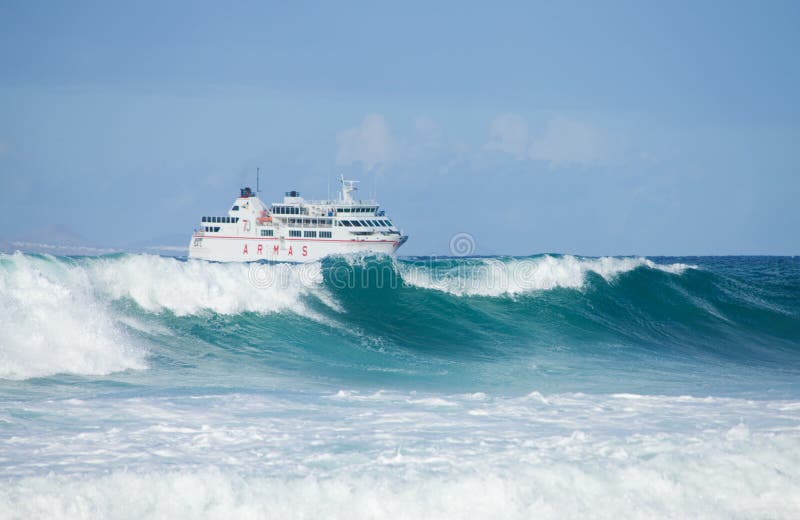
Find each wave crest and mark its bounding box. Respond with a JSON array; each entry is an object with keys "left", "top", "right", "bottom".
[
  {"left": 398, "top": 255, "right": 693, "bottom": 297},
  {"left": 89, "top": 254, "right": 326, "bottom": 316}
]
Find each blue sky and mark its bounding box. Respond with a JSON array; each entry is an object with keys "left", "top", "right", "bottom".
[{"left": 1, "top": 1, "right": 798, "bottom": 255}]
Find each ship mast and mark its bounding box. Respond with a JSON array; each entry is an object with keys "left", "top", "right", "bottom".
[{"left": 339, "top": 175, "right": 359, "bottom": 203}]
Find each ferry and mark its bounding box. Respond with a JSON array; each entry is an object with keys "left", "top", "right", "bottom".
[{"left": 189, "top": 177, "right": 408, "bottom": 262}]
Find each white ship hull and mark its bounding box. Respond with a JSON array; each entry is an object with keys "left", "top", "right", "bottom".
[{"left": 189, "top": 235, "right": 406, "bottom": 263}]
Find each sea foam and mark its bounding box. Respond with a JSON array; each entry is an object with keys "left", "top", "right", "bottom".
[
  {"left": 0, "top": 253, "right": 146, "bottom": 379},
  {"left": 86, "top": 253, "right": 327, "bottom": 316},
  {"left": 1, "top": 390, "right": 798, "bottom": 519},
  {"left": 0, "top": 252, "right": 331, "bottom": 379},
  {"left": 398, "top": 255, "right": 693, "bottom": 297}
]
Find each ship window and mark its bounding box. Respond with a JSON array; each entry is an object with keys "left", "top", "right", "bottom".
[
  {"left": 341, "top": 220, "right": 352, "bottom": 227},
  {"left": 232, "top": 206, "right": 239, "bottom": 211},
  {"left": 289, "top": 230, "right": 302, "bottom": 237},
  {"left": 215, "top": 227, "right": 220, "bottom": 232},
  {"left": 320, "top": 231, "right": 332, "bottom": 238},
  {"left": 386, "top": 220, "right": 393, "bottom": 227},
  {"left": 304, "top": 231, "right": 316, "bottom": 238},
  {"left": 260, "top": 229, "right": 273, "bottom": 237},
  {"left": 381, "top": 220, "right": 389, "bottom": 227},
  {"left": 351, "top": 220, "right": 362, "bottom": 227}
]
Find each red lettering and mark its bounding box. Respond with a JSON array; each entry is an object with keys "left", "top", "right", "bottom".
[
  {"left": 273, "top": 244, "right": 280, "bottom": 254},
  {"left": 288, "top": 246, "right": 293, "bottom": 256},
  {"left": 302, "top": 246, "right": 308, "bottom": 257},
  {"left": 257, "top": 244, "right": 263, "bottom": 255},
  {"left": 242, "top": 244, "right": 248, "bottom": 255}
]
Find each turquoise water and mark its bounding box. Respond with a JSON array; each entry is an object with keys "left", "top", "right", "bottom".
[{"left": 1, "top": 252, "right": 799, "bottom": 518}]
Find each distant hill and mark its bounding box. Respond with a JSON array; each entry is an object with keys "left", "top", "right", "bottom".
[
  {"left": 0, "top": 225, "right": 118, "bottom": 256},
  {"left": 0, "top": 227, "right": 186, "bottom": 257}
]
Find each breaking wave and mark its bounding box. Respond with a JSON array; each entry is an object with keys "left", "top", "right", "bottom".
[
  {"left": 0, "top": 253, "right": 146, "bottom": 379},
  {"left": 0, "top": 252, "right": 798, "bottom": 383},
  {"left": 396, "top": 254, "right": 694, "bottom": 296}
]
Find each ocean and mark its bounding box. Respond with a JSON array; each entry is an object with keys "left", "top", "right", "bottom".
[{"left": 1, "top": 252, "right": 799, "bottom": 518}]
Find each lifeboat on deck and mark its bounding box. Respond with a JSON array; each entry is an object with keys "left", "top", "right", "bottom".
[{"left": 256, "top": 211, "right": 273, "bottom": 225}]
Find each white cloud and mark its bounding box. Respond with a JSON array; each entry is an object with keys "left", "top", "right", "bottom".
[
  {"left": 336, "top": 113, "right": 396, "bottom": 172},
  {"left": 486, "top": 113, "right": 529, "bottom": 160},
  {"left": 529, "top": 116, "right": 603, "bottom": 168}
]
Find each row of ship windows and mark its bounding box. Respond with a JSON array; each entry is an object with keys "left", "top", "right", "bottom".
[
  {"left": 202, "top": 216, "right": 240, "bottom": 223},
  {"left": 286, "top": 218, "right": 334, "bottom": 226},
  {"left": 281, "top": 218, "right": 392, "bottom": 227},
  {"left": 340, "top": 219, "right": 393, "bottom": 228},
  {"left": 260, "top": 230, "right": 334, "bottom": 238},
  {"left": 273, "top": 206, "right": 305, "bottom": 215},
  {"left": 335, "top": 207, "right": 378, "bottom": 213},
  {"left": 203, "top": 226, "right": 221, "bottom": 233},
  {"left": 272, "top": 206, "right": 380, "bottom": 215}
]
